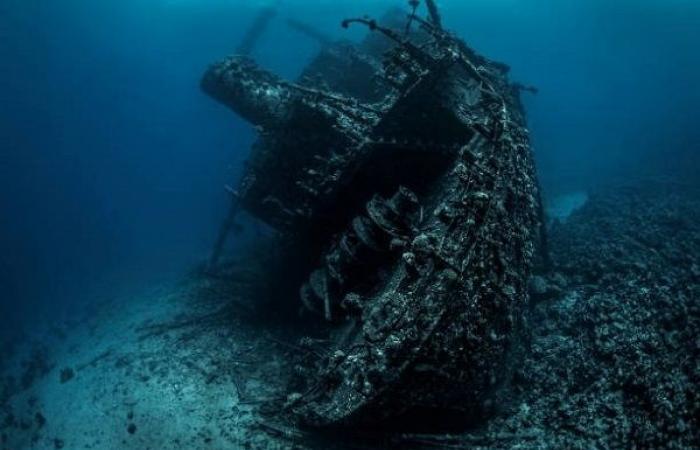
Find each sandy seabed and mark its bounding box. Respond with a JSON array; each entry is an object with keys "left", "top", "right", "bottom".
[
  {"left": 2, "top": 179, "right": 699, "bottom": 450},
  {"left": 0, "top": 277, "right": 301, "bottom": 450}
]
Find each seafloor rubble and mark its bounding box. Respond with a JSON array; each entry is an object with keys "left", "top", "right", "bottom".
[
  {"left": 1, "top": 179, "right": 697, "bottom": 449},
  {"left": 1, "top": 3, "right": 697, "bottom": 448},
  {"left": 449, "top": 180, "right": 700, "bottom": 450},
  {"left": 504, "top": 180, "right": 700, "bottom": 449}
]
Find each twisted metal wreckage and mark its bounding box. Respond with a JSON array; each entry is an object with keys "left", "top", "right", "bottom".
[{"left": 202, "top": 0, "right": 545, "bottom": 428}]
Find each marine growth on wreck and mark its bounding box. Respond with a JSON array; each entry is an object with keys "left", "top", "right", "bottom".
[
  {"left": 3, "top": 1, "right": 700, "bottom": 449},
  {"left": 203, "top": 0, "right": 544, "bottom": 428}
]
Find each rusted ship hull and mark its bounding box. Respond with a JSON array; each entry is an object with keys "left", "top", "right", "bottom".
[{"left": 203, "top": 3, "right": 542, "bottom": 427}]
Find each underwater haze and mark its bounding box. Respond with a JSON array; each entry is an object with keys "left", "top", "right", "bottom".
[
  {"left": 1, "top": 0, "right": 699, "bottom": 448},
  {"left": 2, "top": 0, "right": 698, "bottom": 337}
]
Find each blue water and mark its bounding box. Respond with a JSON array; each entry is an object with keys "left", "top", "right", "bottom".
[{"left": 1, "top": 0, "right": 698, "bottom": 335}]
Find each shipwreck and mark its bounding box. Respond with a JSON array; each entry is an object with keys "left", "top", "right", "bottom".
[{"left": 202, "top": 0, "right": 544, "bottom": 429}]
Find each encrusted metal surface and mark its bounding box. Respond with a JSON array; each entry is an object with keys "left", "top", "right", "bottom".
[{"left": 203, "top": 2, "right": 543, "bottom": 427}]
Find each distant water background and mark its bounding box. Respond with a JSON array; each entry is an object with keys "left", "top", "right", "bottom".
[{"left": 1, "top": 0, "right": 698, "bottom": 337}]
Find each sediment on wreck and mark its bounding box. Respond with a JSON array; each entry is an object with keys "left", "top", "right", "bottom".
[{"left": 203, "top": 0, "right": 544, "bottom": 429}]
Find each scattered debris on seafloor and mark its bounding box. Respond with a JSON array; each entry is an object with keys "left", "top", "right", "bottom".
[{"left": 1, "top": 2, "right": 697, "bottom": 449}]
